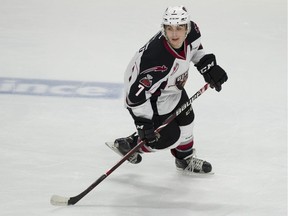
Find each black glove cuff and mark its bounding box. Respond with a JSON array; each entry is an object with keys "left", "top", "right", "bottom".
[
  {"left": 134, "top": 117, "right": 153, "bottom": 130},
  {"left": 195, "top": 54, "right": 217, "bottom": 74}
]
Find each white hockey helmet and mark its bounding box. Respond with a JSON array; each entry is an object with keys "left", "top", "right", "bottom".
[{"left": 161, "top": 6, "right": 191, "bottom": 38}]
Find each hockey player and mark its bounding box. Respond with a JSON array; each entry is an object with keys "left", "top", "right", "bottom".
[{"left": 111, "top": 6, "right": 228, "bottom": 173}]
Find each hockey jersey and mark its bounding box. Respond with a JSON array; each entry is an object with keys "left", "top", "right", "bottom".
[{"left": 124, "top": 21, "right": 206, "bottom": 120}]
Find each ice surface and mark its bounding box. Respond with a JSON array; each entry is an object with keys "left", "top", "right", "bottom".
[{"left": 0, "top": 0, "right": 286, "bottom": 215}]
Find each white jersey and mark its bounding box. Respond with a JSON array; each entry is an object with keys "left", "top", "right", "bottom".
[{"left": 124, "top": 21, "right": 205, "bottom": 120}]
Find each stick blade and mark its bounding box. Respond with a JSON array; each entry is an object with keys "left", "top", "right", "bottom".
[{"left": 50, "top": 195, "right": 70, "bottom": 206}]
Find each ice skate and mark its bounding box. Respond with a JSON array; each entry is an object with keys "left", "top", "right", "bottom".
[
  {"left": 175, "top": 149, "right": 212, "bottom": 174},
  {"left": 106, "top": 133, "right": 142, "bottom": 164}
]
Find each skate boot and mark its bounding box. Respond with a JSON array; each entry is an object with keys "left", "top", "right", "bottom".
[
  {"left": 114, "top": 133, "right": 142, "bottom": 164},
  {"left": 175, "top": 149, "right": 212, "bottom": 173}
]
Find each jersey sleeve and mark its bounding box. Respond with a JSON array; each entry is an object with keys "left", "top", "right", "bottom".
[
  {"left": 125, "top": 60, "right": 169, "bottom": 120},
  {"left": 125, "top": 33, "right": 173, "bottom": 120},
  {"left": 187, "top": 21, "right": 206, "bottom": 64}
]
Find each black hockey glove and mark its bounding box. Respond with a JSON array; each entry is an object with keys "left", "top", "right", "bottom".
[
  {"left": 135, "top": 118, "right": 159, "bottom": 148},
  {"left": 195, "top": 54, "right": 228, "bottom": 92}
]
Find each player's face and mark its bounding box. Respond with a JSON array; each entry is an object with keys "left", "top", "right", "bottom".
[{"left": 164, "top": 24, "right": 187, "bottom": 49}]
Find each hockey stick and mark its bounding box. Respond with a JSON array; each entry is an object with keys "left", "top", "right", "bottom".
[{"left": 50, "top": 83, "right": 209, "bottom": 206}]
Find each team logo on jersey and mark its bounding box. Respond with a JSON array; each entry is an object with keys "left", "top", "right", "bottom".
[
  {"left": 139, "top": 74, "right": 153, "bottom": 87},
  {"left": 175, "top": 71, "right": 188, "bottom": 90},
  {"left": 140, "top": 65, "right": 168, "bottom": 75}
]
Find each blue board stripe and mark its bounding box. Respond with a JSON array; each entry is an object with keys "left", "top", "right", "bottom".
[{"left": 0, "top": 77, "right": 123, "bottom": 99}]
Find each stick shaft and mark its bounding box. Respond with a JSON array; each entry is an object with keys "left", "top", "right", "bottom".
[{"left": 60, "top": 83, "right": 210, "bottom": 205}]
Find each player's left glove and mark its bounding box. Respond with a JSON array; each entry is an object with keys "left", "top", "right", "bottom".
[
  {"left": 195, "top": 54, "right": 228, "bottom": 92},
  {"left": 134, "top": 118, "right": 160, "bottom": 148}
]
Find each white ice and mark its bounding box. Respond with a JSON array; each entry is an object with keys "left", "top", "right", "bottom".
[{"left": 0, "top": 0, "right": 287, "bottom": 215}]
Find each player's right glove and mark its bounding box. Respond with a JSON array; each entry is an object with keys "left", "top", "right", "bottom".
[
  {"left": 134, "top": 118, "right": 159, "bottom": 148},
  {"left": 195, "top": 54, "right": 228, "bottom": 92}
]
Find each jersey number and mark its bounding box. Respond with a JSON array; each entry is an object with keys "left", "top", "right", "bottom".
[{"left": 135, "top": 84, "right": 145, "bottom": 96}]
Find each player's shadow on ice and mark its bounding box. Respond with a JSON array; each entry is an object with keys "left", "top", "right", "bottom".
[{"left": 70, "top": 173, "right": 228, "bottom": 212}]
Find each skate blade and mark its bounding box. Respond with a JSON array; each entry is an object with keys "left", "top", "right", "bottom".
[
  {"left": 176, "top": 167, "right": 215, "bottom": 175},
  {"left": 105, "top": 142, "right": 140, "bottom": 164},
  {"left": 105, "top": 142, "right": 124, "bottom": 157}
]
